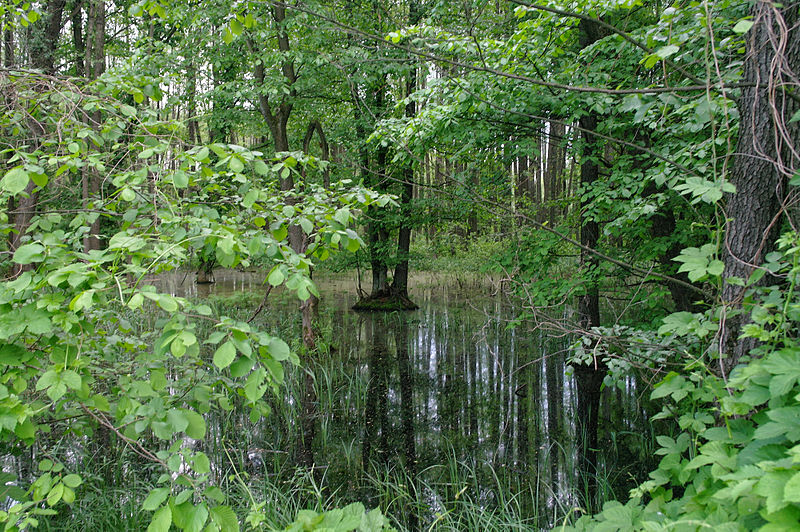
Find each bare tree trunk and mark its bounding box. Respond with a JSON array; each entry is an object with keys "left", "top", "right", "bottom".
[
  {"left": 544, "top": 121, "right": 565, "bottom": 224},
  {"left": 186, "top": 57, "right": 199, "bottom": 144}
]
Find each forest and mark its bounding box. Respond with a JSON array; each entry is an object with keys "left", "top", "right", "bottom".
[{"left": 0, "top": 0, "right": 799, "bottom": 530}]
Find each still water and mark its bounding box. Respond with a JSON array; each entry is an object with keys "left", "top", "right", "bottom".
[{"left": 152, "top": 270, "right": 657, "bottom": 529}]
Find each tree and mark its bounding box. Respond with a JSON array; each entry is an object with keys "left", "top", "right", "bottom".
[{"left": 719, "top": 2, "right": 800, "bottom": 375}]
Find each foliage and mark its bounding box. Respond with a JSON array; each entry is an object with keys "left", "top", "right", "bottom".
[
  {"left": 563, "top": 233, "right": 800, "bottom": 531},
  {"left": 0, "top": 70, "right": 389, "bottom": 531}
]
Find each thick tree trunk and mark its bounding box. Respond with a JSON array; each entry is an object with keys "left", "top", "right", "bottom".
[
  {"left": 30, "top": 0, "right": 66, "bottom": 74},
  {"left": 70, "top": 0, "right": 85, "bottom": 77},
  {"left": 574, "top": 19, "right": 607, "bottom": 511},
  {"left": 720, "top": 2, "right": 800, "bottom": 375},
  {"left": 390, "top": 0, "right": 421, "bottom": 303},
  {"left": 391, "top": 76, "right": 415, "bottom": 300},
  {"left": 650, "top": 206, "right": 701, "bottom": 312}
]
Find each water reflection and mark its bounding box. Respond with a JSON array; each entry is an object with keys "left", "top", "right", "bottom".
[
  {"left": 149, "top": 270, "right": 656, "bottom": 526},
  {"left": 7, "top": 270, "right": 657, "bottom": 529}
]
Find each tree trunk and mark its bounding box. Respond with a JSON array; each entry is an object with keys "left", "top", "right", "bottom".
[
  {"left": 3, "top": 11, "right": 15, "bottom": 67},
  {"left": 81, "top": 0, "right": 104, "bottom": 253},
  {"left": 186, "top": 57, "right": 199, "bottom": 144},
  {"left": 30, "top": 0, "right": 66, "bottom": 74},
  {"left": 70, "top": 0, "right": 85, "bottom": 77},
  {"left": 390, "top": 0, "right": 421, "bottom": 302},
  {"left": 544, "top": 120, "right": 565, "bottom": 224},
  {"left": 303, "top": 120, "right": 330, "bottom": 188},
  {"left": 391, "top": 77, "right": 415, "bottom": 300},
  {"left": 720, "top": 2, "right": 800, "bottom": 375},
  {"left": 575, "top": 19, "right": 606, "bottom": 511},
  {"left": 8, "top": 0, "right": 67, "bottom": 273}
]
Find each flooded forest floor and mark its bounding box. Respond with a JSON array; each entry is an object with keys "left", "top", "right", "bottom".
[{"left": 32, "top": 270, "right": 661, "bottom": 531}]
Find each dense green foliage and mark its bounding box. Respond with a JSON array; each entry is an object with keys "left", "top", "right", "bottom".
[{"left": 0, "top": 0, "right": 798, "bottom": 530}]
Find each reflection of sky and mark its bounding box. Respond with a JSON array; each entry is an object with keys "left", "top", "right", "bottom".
[{"left": 7, "top": 271, "right": 655, "bottom": 527}]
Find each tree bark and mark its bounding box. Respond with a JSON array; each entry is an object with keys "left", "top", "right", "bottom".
[
  {"left": 302, "top": 120, "right": 330, "bottom": 188},
  {"left": 81, "top": 0, "right": 104, "bottom": 253},
  {"left": 574, "top": 19, "right": 606, "bottom": 511},
  {"left": 719, "top": 2, "right": 800, "bottom": 375},
  {"left": 391, "top": 81, "right": 415, "bottom": 299},
  {"left": 70, "top": 0, "right": 85, "bottom": 77},
  {"left": 545, "top": 121, "right": 566, "bottom": 224},
  {"left": 30, "top": 0, "right": 66, "bottom": 74},
  {"left": 8, "top": 0, "right": 67, "bottom": 272}
]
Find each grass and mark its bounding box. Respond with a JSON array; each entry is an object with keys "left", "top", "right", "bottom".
[{"left": 31, "top": 275, "right": 657, "bottom": 531}]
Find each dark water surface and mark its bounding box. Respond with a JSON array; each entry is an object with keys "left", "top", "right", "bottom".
[{"left": 151, "top": 270, "right": 657, "bottom": 528}]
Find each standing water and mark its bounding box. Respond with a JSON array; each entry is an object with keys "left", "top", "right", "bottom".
[{"left": 153, "top": 270, "right": 658, "bottom": 530}]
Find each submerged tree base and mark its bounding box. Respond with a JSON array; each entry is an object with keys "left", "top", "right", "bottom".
[
  {"left": 352, "top": 292, "right": 418, "bottom": 311},
  {"left": 196, "top": 270, "right": 215, "bottom": 284}
]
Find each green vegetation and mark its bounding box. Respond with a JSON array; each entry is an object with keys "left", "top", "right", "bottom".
[{"left": 1, "top": 0, "right": 799, "bottom": 530}]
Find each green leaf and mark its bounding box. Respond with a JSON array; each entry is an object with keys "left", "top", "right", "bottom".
[
  {"left": 244, "top": 368, "right": 267, "bottom": 402},
  {"left": 61, "top": 474, "right": 81, "bottom": 489},
  {"left": 213, "top": 341, "right": 236, "bottom": 369},
  {"left": 785, "top": 471, "right": 800, "bottom": 502},
  {"left": 268, "top": 338, "right": 291, "bottom": 361},
  {"left": 13, "top": 243, "right": 45, "bottom": 264},
  {"left": 733, "top": 19, "right": 754, "bottom": 34},
  {"left": 61, "top": 370, "right": 82, "bottom": 390},
  {"left": 210, "top": 505, "right": 240, "bottom": 532},
  {"left": 167, "top": 408, "right": 189, "bottom": 433},
  {"left": 242, "top": 189, "right": 258, "bottom": 209},
  {"left": 183, "top": 409, "right": 206, "bottom": 439},
  {"left": 143, "top": 487, "right": 170, "bottom": 511},
  {"left": 656, "top": 44, "right": 679, "bottom": 58},
  {"left": 193, "top": 452, "right": 210, "bottom": 474},
  {"left": 254, "top": 159, "right": 269, "bottom": 176},
  {"left": 120, "top": 187, "right": 136, "bottom": 202},
  {"left": 157, "top": 295, "right": 179, "bottom": 313},
  {"left": 643, "top": 54, "right": 659, "bottom": 69},
  {"left": 230, "top": 18, "right": 243, "bottom": 36},
  {"left": 173, "top": 170, "right": 189, "bottom": 188},
  {"left": 185, "top": 502, "right": 209, "bottom": 532},
  {"left": 47, "top": 482, "right": 64, "bottom": 506},
  {"left": 267, "top": 266, "right": 285, "bottom": 287},
  {"left": 147, "top": 505, "right": 172, "bottom": 532},
  {"left": 228, "top": 157, "right": 244, "bottom": 173},
  {"left": 299, "top": 217, "right": 314, "bottom": 235}
]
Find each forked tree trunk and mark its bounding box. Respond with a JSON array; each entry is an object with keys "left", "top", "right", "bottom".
[{"left": 390, "top": 0, "right": 421, "bottom": 303}]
